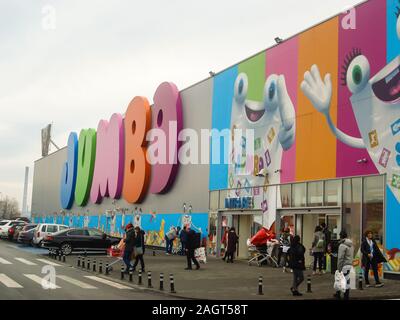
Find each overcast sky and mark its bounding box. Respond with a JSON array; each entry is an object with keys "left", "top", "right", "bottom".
[{"left": 0, "top": 0, "right": 362, "bottom": 212}]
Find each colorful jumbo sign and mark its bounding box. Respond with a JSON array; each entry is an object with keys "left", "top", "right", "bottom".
[{"left": 60, "top": 82, "right": 182, "bottom": 209}]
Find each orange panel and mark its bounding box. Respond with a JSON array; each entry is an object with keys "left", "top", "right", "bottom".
[
  {"left": 296, "top": 17, "right": 338, "bottom": 181},
  {"left": 122, "top": 96, "right": 152, "bottom": 203}
]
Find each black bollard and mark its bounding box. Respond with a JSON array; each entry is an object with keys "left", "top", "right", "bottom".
[
  {"left": 153, "top": 250, "right": 155, "bottom": 256},
  {"left": 129, "top": 269, "right": 133, "bottom": 282},
  {"left": 77, "top": 256, "right": 81, "bottom": 268},
  {"left": 62, "top": 255, "right": 66, "bottom": 263},
  {"left": 105, "top": 263, "right": 109, "bottom": 275},
  {"left": 87, "top": 258, "right": 91, "bottom": 271},
  {"left": 169, "top": 274, "right": 176, "bottom": 293},
  {"left": 99, "top": 261, "right": 103, "bottom": 274},
  {"left": 358, "top": 272, "right": 363, "bottom": 290},
  {"left": 147, "top": 271, "right": 153, "bottom": 288},
  {"left": 121, "top": 265, "right": 125, "bottom": 280},
  {"left": 58, "top": 253, "right": 62, "bottom": 261},
  {"left": 138, "top": 270, "right": 142, "bottom": 285},
  {"left": 93, "top": 259, "right": 96, "bottom": 272},
  {"left": 307, "top": 275, "right": 312, "bottom": 293},
  {"left": 258, "top": 276, "right": 263, "bottom": 295},
  {"left": 48, "top": 250, "right": 51, "bottom": 258},
  {"left": 82, "top": 257, "right": 85, "bottom": 269},
  {"left": 159, "top": 273, "right": 164, "bottom": 291}
]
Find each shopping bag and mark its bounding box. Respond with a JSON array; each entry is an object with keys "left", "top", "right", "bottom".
[
  {"left": 334, "top": 270, "right": 347, "bottom": 293},
  {"left": 349, "top": 266, "right": 356, "bottom": 290},
  {"left": 195, "top": 247, "right": 207, "bottom": 264},
  {"left": 326, "top": 254, "right": 331, "bottom": 273}
]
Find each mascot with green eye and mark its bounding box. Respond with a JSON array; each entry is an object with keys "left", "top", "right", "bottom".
[{"left": 301, "top": 13, "right": 400, "bottom": 204}]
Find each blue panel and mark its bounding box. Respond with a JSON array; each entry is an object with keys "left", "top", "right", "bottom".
[
  {"left": 386, "top": 186, "right": 400, "bottom": 250},
  {"left": 60, "top": 132, "right": 78, "bottom": 209},
  {"left": 209, "top": 66, "right": 238, "bottom": 190},
  {"left": 387, "top": 0, "right": 400, "bottom": 62}
]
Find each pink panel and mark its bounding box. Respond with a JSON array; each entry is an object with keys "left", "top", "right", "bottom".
[
  {"left": 336, "top": 1, "right": 385, "bottom": 177},
  {"left": 149, "top": 82, "right": 183, "bottom": 194},
  {"left": 90, "top": 113, "right": 125, "bottom": 203},
  {"left": 265, "top": 37, "right": 299, "bottom": 183}
]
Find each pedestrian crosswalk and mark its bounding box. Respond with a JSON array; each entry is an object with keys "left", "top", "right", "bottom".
[
  {"left": 15, "top": 258, "right": 38, "bottom": 266},
  {"left": 0, "top": 255, "right": 135, "bottom": 291}
]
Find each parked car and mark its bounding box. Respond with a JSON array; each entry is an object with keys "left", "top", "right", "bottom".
[
  {"left": 0, "top": 220, "right": 24, "bottom": 239},
  {"left": 33, "top": 223, "right": 69, "bottom": 247},
  {"left": 11, "top": 225, "right": 25, "bottom": 242},
  {"left": 7, "top": 221, "right": 27, "bottom": 240},
  {"left": 18, "top": 227, "right": 37, "bottom": 245},
  {"left": 42, "top": 228, "right": 121, "bottom": 255},
  {"left": 15, "top": 224, "right": 37, "bottom": 243}
]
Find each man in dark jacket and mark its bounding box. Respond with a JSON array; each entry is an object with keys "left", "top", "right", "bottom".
[
  {"left": 179, "top": 226, "right": 188, "bottom": 256},
  {"left": 123, "top": 223, "right": 135, "bottom": 273},
  {"left": 361, "top": 230, "right": 386, "bottom": 287},
  {"left": 288, "top": 235, "right": 306, "bottom": 296},
  {"left": 185, "top": 227, "right": 200, "bottom": 270}
]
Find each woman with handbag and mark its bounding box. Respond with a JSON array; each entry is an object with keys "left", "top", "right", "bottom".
[{"left": 132, "top": 226, "right": 145, "bottom": 272}]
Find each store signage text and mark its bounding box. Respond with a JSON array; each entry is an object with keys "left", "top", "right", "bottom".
[{"left": 224, "top": 197, "right": 254, "bottom": 210}]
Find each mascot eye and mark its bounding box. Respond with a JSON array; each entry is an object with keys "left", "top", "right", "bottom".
[
  {"left": 342, "top": 50, "right": 370, "bottom": 94},
  {"left": 264, "top": 74, "right": 279, "bottom": 112},
  {"left": 234, "top": 73, "right": 248, "bottom": 103},
  {"left": 268, "top": 81, "right": 276, "bottom": 101}
]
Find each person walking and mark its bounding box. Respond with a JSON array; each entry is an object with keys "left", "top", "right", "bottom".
[
  {"left": 185, "top": 227, "right": 200, "bottom": 270},
  {"left": 278, "top": 228, "right": 292, "bottom": 272},
  {"left": 165, "top": 226, "right": 177, "bottom": 255},
  {"left": 132, "top": 226, "right": 145, "bottom": 272},
  {"left": 226, "top": 227, "right": 239, "bottom": 263},
  {"left": 221, "top": 227, "right": 229, "bottom": 261},
  {"left": 288, "top": 235, "right": 306, "bottom": 296},
  {"left": 334, "top": 230, "right": 354, "bottom": 300},
  {"left": 123, "top": 223, "right": 135, "bottom": 273},
  {"left": 179, "top": 226, "right": 188, "bottom": 256},
  {"left": 311, "top": 225, "right": 325, "bottom": 275},
  {"left": 320, "top": 222, "right": 331, "bottom": 271},
  {"left": 361, "top": 230, "right": 386, "bottom": 288}
]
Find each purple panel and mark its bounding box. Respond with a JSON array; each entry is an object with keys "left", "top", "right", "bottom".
[
  {"left": 337, "top": 0, "right": 385, "bottom": 177},
  {"left": 265, "top": 37, "right": 298, "bottom": 183}
]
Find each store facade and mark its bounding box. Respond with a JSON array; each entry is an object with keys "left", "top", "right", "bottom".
[{"left": 31, "top": 0, "right": 400, "bottom": 277}]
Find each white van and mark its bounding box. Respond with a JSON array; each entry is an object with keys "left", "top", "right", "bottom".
[{"left": 33, "top": 224, "right": 69, "bottom": 247}]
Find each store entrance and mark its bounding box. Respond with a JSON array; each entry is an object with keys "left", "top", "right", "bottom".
[{"left": 277, "top": 208, "right": 341, "bottom": 267}]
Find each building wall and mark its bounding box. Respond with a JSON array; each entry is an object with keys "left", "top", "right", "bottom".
[
  {"left": 210, "top": 0, "right": 400, "bottom": 269},
  {"left": 31, "top": 78, "right": 213, "bottom": 240}
]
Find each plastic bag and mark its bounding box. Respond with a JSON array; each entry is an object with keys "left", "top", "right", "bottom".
[
  {"left": 195, "top": 247, "right": 207, "bottom": 264},
  {"left": 334, "top": 270, "right": 347, "bottom": 293},
  {"left": 349, "top": 266, "right": 356, "bottom": 290}
]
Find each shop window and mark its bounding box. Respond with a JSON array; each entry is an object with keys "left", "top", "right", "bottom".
[
  {"left": 279, "top": 184, "right": 291, "bottom": 208},
  {"left": 343, "top": 178, "right": 362, "bottom": 253},
  {"left": 307, "top": 181, "right": 323, "bottom": 207},
  {"left": 363, "top": 175, "right": 384, "bottom": 245},
  {"left": 292, "top": 183, "right": 306, "bottom": 207},
  {"left": 324, "top": 179, "right": 341, "bottom": 206}
]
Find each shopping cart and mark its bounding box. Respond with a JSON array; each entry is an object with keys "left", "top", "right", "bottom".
[{"left": 106, "top": 246, "right": 124, "bottom": 271}]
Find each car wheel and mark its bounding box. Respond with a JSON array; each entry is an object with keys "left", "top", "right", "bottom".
[
  {"left": 37, "top": 240, "right": 42, "bottom": 248},
  {"left": 60, "top": 243, "right": 72, "bottom": 256}
]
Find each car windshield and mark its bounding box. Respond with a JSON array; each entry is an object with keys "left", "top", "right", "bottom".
[
  {"left": 0, "top": 221, "right": 8, "bottom": 226},
  {"left": 24, "top": 225, "right": 37, "bottom": 231}
]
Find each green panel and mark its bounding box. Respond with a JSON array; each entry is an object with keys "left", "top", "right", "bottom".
[
  {"left": 238, "top": 52, "right": 266, "bottom": 101},
  {"left": 74, "top": 128, "right": 97, "bottom": 206}
]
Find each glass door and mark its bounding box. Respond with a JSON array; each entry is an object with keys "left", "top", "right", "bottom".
[{"left": 326, "top": 214, "right": 341, "bottom": 241}]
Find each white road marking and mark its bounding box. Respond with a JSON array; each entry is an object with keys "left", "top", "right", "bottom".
[
  {"left": 84, "top": 276, "right": 132, "bottom": 290},
  {"left": 0, "top": 274, "right": 23, "bottom": 288},
  {"left": 0, "top": 257, "right": 12, "bottom": 265},
  {"left": 15, "top": 258, "right": 37, "bottom": 266},
  {"left": 23, "top": 274, "right": 60, "bottom": 289},
  {"left": 36, "top": 259, "right": 61, "bottom": 266},
  {"left": 57, "top": 275, "right": 97, "bottom": 289}
]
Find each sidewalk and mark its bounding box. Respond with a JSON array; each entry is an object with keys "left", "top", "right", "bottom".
[{"left": 58, "top": 250, "right": 400, "bottom": 300}]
